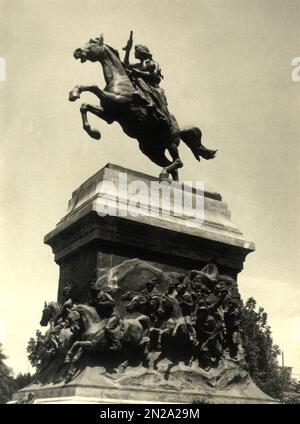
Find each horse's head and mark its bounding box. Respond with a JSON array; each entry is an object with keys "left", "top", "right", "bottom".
[
  {"left": 40, "top": 302, "right": 52, "bottom": 326},
  {"left": 74, "top": 34, "right": 120, "bottom": 63},
  {"left": 74, "top": 34, "right": 104, "bottom": 63},
  {"left": 40, "top": 301, "right": 61, "bottom": 326}
]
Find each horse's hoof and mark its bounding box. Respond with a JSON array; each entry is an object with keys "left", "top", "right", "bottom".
[
  {"left": 69, "top": 93, "right": 79, "bottom": 102},
  {"left": 69, "top": 88, "right": 80, "bottom": 102},
  {"left": 65, "top": 367, "right": 79, "bottom": 383},
  {"left": 159, "top": 171, "right": 169, "bottom": 181},
  {"left": 142, "top": 359, "right": 150, "bottom": 368},
  {"left": 87, "top": 128, "right": 101, "bottom": 140},
  {"left": 65, "top": 371, "right": 73, "bottom": 381},
  {"left": 176, "top": 159, "right": 184, "bottom": 169}
]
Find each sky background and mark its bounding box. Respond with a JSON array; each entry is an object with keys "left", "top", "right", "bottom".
[{"left": 0, "top": 0, "right": 299, "bottom": 377}]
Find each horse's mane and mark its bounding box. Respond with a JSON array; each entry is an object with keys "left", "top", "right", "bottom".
[
  {"left": 105, "top": 44, "right": 120, "bottom": 59},
  {"left": 48, "top": 301, "right": 61, "bottom": 314},
  {"left": 74, "top": 303, "right": 95, "bottom": 312},
  {"left": 74, "top": 303, "right": 100, "bottom": 319}
]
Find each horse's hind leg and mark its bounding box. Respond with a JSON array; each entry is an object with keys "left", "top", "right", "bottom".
[
  {"left": 153, "top": 351, "right": 165, "bottom": 370},
  {"left": 165, "top": 360, "right": 178, "bottom": 380},
  {"left": 160, "top": 142, "right": 183, "bottom": 181},
  {"left": 80, "top": 103, "right": 113, "bottom": 140},
  {"left": 64, "top": 340, "right": 79, "bottom": 364},
  {"left": 65, "top": 346, "right": 84, "bottom": 382},
  {"left": 119, "top": 360, "right": 129, "bottom": 374},
  {"left": 65, "top": 341, "right": 94, "bottom": 382},
  {"left": 139, "top": 143, "right": 171, "bottom": 168}
]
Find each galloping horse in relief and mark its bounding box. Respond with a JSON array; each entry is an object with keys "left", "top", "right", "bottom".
[
  {"left": 69, "top": 33, "right": 216, "bottom": 180},
  {"left": 64, "top": 304, "right": 151, "bottom": 381},
  {"left": 152, "top": 295, "right": 195, "bottom": 373},
  {"left": 40, "top": 301, "right": 75, "bottom": 355}
]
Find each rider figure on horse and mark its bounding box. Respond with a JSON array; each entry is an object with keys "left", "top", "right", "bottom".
[
  {"left": 55, "top": 283, "right": 73, "bottom": 322},
  {"left": 140, "top": 278, "right": 161, "bottom": 322},
  {"left": 94, "top": 290, "right": 123, "bottom": 351},
  {"left": 54, "top": 283, "right": 81, "bottom": 336},
  {"left": 123, "top": 40, "right": 170, "bottom": 125},
  {"left": 141, "top": 278, "right": 160, "bottom": 297},
  {"left": 126, "top": 45, "right": 163, "bottom": 87},
  {"left": 42, "top": 283, "right": 80, "bottom": 355},
  {"left": 176, "top": 282, "right": 197, "bottom": 344},
  {"left": 158, "top": 282, "right": 180, "bottom": 335},
  {"left": 70, "top": 33, "right": 217, "bottom": 181}
]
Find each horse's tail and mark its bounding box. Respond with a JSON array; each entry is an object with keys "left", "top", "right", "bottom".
[
  {"left": 180, "top": 126, "right": 217, "bottom": 161},
  {"left": 137, "top": 315, "right": 151, "bottom": 330}
]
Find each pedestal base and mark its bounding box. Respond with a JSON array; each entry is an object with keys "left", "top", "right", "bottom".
[
  {"left": 15, "top": 164, "right": 275, "bottom": 404},
  {"left": 14, "top": 357, "right": 276, "bottom": 404}
]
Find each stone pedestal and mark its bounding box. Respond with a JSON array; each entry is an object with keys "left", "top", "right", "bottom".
[
  {"left": 14, "top": 164, "right": 276, "bottom": 404},
  {"left": 44, "top": 163, "right": 254, "bottom": 304}
]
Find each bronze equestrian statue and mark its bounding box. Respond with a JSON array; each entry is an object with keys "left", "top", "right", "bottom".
[{"left": 69, "top": 32, "right": 216, "bottom": 180}]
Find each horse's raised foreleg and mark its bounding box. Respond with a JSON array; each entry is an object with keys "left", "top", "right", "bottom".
[
  {"left": 69, "top": 85, "right": 103, "bottom": 102},
  {"left": 69, "top": 85, "right": 130, "bottom": 106},
  {"left": 80, "top": 103, "right": 111, "bottom": 140},
  {"left": 70, "top": 340, "right": 94, "bottom": 352}
]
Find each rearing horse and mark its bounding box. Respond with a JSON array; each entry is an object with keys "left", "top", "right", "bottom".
[{"left": 69, "top": 34, "right": 216, "bottom": 180}]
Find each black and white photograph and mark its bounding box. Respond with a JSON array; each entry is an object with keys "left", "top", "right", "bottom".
[{"left": 0, "top": 0, "right": 299, "bottom": 407}]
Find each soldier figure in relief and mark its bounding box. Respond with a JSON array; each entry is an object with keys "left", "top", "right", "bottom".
[
  {"left": 224, "top": 298, "right": 242, "bottom": 360},
  {"left": 54, "top": 283, "right": 81, "bottom": 336},
  {"left": 94, "top": 290, "right": 123, "bottom": 351},
  {"left": 176, "top": 282, "right": 197, "bottom": 343},
  {"left": 140, "top": 278, "right": 161, "bottom": 323}
]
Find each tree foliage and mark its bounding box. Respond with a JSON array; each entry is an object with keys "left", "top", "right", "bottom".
[
  {"left": 241, "top": 297, "right": 299, "bottom": 402},
  {"left": 0, "top": 343, "right": 15, "bottom": 404},
  {"left": 14, "top": 372, "right": 34, "bottom": 391},
  {"left": 282, "top": 379, "right": 300, "bottom": 404},
  {"left": 27, "top": 329, "right": 49, "bottom": 373}
]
